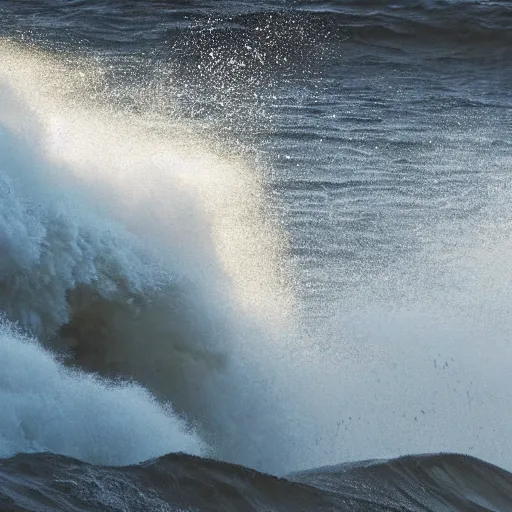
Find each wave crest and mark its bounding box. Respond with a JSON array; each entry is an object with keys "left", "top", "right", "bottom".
[{"left": 0, "top": 40, "right": 295, "bottom": 473}]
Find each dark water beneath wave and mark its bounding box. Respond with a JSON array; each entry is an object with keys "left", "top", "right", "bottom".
[
  {"left": 1, "top": 0, "right": 512, "bottom": 510},
  {"left": 2, "top": 452, "right": 512, "bottom": 511}
]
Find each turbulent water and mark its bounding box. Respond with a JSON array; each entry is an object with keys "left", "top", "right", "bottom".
[{"left": 0, "top": 0, "right": 511, "bottom": 510}]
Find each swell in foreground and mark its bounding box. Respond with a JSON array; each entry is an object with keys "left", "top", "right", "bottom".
[{"left": 1, "top": 451, "right": 512, "bottom": 512}]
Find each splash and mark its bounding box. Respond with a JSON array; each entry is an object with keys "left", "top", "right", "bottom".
[
  {"left": 2, "top": 35, "right": 511, "bottom": 478},
  {"left": 0, "top": 320, "right": 203, "bottom": 465},
  {"left": 0, "top": 40, "right": 295, "bottom": 473}
]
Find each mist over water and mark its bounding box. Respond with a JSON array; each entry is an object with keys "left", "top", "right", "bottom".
[
  {"left": 293, "top": 217, "right": 512, "bottom": 471},
  {"left": 286, "top": 136, "right": 512, "bottom": 469},
  {"left": 0, "top": 0, "right": 512, "bottom": 490}
]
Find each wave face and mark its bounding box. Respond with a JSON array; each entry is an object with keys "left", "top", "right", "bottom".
[{"left": 1, "top": 451, "right": 512, "bottom": 512}]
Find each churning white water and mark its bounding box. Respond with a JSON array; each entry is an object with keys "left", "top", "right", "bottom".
[
  {"left": 0, "top": 41, "right": 295, "bottom": 472},
  {"left": 0, "top": 322, "right": 203, "bottom": 465}
]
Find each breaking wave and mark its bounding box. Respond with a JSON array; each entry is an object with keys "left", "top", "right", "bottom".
[
  {"left": 0, "top": 40, "right": 296, "bottom": 473},
  {"left": 0, "top": 323, "right": 202, "bottom": 466}
]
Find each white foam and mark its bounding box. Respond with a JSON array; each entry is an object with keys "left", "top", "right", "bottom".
[
  {"left": 0, "top": 41, "right": 295, "bottom": 473},
  {"left": 0, "top": 320, "right": 203, "bottom": 465}
]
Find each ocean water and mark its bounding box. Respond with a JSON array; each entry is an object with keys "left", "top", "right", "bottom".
[{"left": 0, "top": 1, "right": 512, "bottom": 510}]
